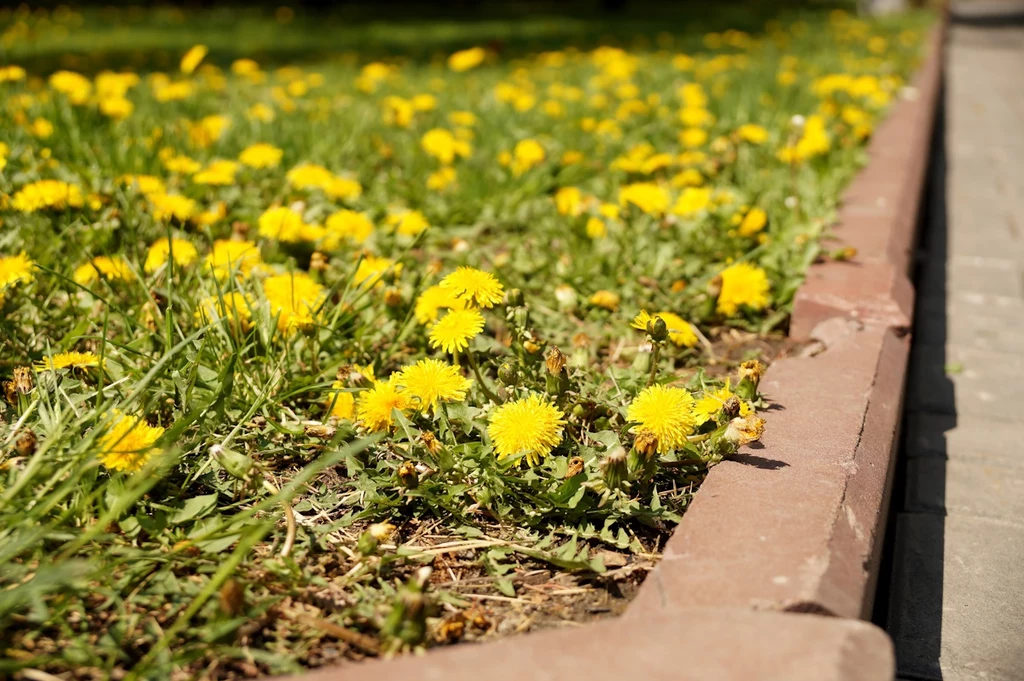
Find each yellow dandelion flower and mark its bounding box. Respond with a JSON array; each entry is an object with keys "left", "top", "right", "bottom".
[
  {"left": 652, "top": 311, "right": 698, "bottom": 348},
  {"left": 149, "top": 193, "right": 197, "bottom": 222},
  {"left": 693, "top": 381, "right": 753, "bottom": 424},
  {"left": 49, "top": 70, "right": 92, "bottom": 104},
  {"left": 161, "top": 153, "right": 202, "bottom": 174},
  {"left": 239, "top": 143, "right": 283, "bottom": 169},
  {"left": 74, "top": 256, "right": 133, "bottom": 286},
  {"left": 29, "top": 118, "right": 54, "bottom": 139},
  {"left": 36, "top": 351, "right": 104, "bottom": 372},
  {"left": 448, "top": 46, "right": 486, "bottom": 72},
  {"left": 205, "top": 240, "right": 262, "bottom": 278},
  {"left": 429, "top": 308, "right": 485, "bottom": 354},
  {"left": 738, "top": 208, "right": 768, "bottom": 237},
  {"left": 98, "top": 94, "right": 132, "bottom": 119},
  {"left": 627, "top": 384, "right": 697, "bottom": 454},
  {"left": 589, "top": 290, "right": 620, "bottom": 311},
  {"left": 386, "top": 209, "right": 431, "bottom": 237},
  {"left": 232, "top": 58, "right": 261, "bottom": 76},
  {"left": 144, "top": 238, "right": 198, "bottom": 274},
  {"left": 325, "top": 175, "right": 362, "bottom": 201},
  {"left": 672, "top": 187, "right": 711, "bottom": 217},
  {"left": 630, "top": 309, "right": 654, "bottom": 331},
  {"left": 119, "top": 174, "right": 166, "bottom": 197},
  {"left": 694, "top": 384, "right": 732, "bottom": 424},
  {"left": 421, "top": 128, "right": 471, "bottom": 164},
  {"left": 716, "top": 263, "right": 771, "bottom": 316},
  {"left": 180, "top": 44, "right": 208, "bottom": 75},
  {"left": 196, "top": 292, "right": 253, "bottom": 329},
  {"left": 586, "top": 217, "right": 607, "bottom": 239},
  {"left": 11, "top": 180, "right": 84, "bottom": 213},
  {"left": 395, "top": 358, "right": 471, "bottom": 412},
  {"left": 0, "top": 65, "right": 26, "bottom": 82},
  {"left": 511, "top": 138, "right": 545, "bottom": 176},
  {"left": 325, "top": 210, "right": 374, "bottom": 247},
  {"left": 439, "top": 267, "right": 504, "bottom": 309},
  {"left": 192, "top": 159, "right": 239, "bottom": 186},
  {"left": 0, "top": 252, "right": 35, "bottom": 302},
  {"left": 427, "top": 166, "right": 457, "bottom": 191},
  {"left": 618, "top": 182, "right": 670, "bottom": 217},
  {"left": 248, "top": 102, "right": 275, "bottom": 122},
  {"left": 737, "top": 124, "right": 769, "bottom": 144},
  {"left": 262, "top": 272, "right": 325, "bottom": 334},
  {"left": 288, "top": 164, "right": 338, "bottom": 190},
  {"left": 97, "top": 411, "right": 165, "bottom": 473},
  {"left": 188, "top": 114, "right": 229, "bottom": 149},
  {"left": 679, "top": 127, "right": 708, "bottom": 148},
  {"left": 325, "top": 383, "right": 356, "bottom": 421},
  {"left": 153, "top": 80, "right": 195, "bottom": 102},
  {"left": 258, "top": 206, "right": 305, "bottom": 242},
  {"left": 414, "top": 284, "right": 465, "bottom": 325},
  {"left": 555, "top": 187, "right": 585, "bottom": 217},
  {"left": 357, "top": 378, "right": 411, "bottom": 432},
  {"left": 353, "top": 255, "right": 399, "bottom": 287},
  {"left": 448, "top": 111, "right": 478, "bottom": 127},
  {"left": 487, "top": 393, "right": 566, "bottom": 466}
]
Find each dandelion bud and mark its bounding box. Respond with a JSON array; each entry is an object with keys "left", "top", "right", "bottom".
[
  {"left": 724, "top": 415, "right": 766, "bottom": 446},
  {"left": 11, "top": 366, "right": 33, "bottom": 395},
  {"left": 383, "top": 286, "right": 403, "bottom": 307},
  {"left": 420, "top": 431, "right": 443, "bottom": 455},
  {"left": 633, "top": 431, "right": 659, "bottom": 459},
  {"left": 707, "top": 274, "right": 723, "bottom": 299},
  {"left": 737, "top": 359, "right": 765, "bottom": 399},
  {"left": 141, "top": 301, "right": 159, "bottom": 331},
  {"left": 370, "top": 522, "right": 396, "bottom": 542},
  {"left": 646, "top": 316, "right": 669, "bottom": 343},
  {"left": 397, "top": 460, "right": 419, "bottom": 489},
  {"left": 14, "top": 428, "right": 37, "bottom": 457},
  {"left": 723, "top": 396, "right": 741, "bottom": 420},
  {"left": 357, "top": 521, "right": 395, "bottom": 555},
  {"left": 310, "top": 251, "right": 328, "bottom": 271},
  {"left": 523, "top": 339, "right": 542, "bottom": 354},
  {"left": 831, "top": 246, "right": 857, "bottom": 261},
  {"left": 571, "top": 404, "right": 587, "bottom": 420},
  {"left": 505, "top": 288, "right": 524, "bottom": 307},
  {"left": 219, "top": 579, "right": 246, "bottom": 616},
  {"left": 599, "top": 447, "right": 628, "bottom": 489},
  {"left": 564, "top": 456, "right": 585, "bottom": 479},
  {"left": 513, "top": 306, "right": 530, "bottom": 328},
  {"left": 304, "top": 423, "right": 336, "bottom": 440},
  {"left": 497, "top": 361, "right": 519, "bottom": 386},
  {"left": 210, "top": 444, "right": 253, "bottom": 480},
  {"left": 384, "top": 568, "right": 433, "bottom": 646},
  {"left": 545, "top": 346, "right": 566, "bottom": 376}
]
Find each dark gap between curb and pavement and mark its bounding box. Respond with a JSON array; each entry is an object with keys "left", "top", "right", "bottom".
[{"left": 871, "top": 72, "right": 950, "bottom": 681}]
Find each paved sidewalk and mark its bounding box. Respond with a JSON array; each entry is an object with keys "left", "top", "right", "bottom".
[{"left": 886, "top": 15, "right": 1024, "bottom": 681}]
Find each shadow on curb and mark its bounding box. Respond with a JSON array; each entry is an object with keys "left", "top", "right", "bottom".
[{"left": 873, "top": 70, "right": 955, "bottom": 680}]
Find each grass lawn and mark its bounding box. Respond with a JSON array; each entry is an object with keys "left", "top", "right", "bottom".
[{"left": 0, "top": 2, "right": 932, "bottom": 678}]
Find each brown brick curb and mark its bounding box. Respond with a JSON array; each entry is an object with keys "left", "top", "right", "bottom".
[
  {"left": 314, "top": 608, "right": 894, "bottom": 681},
  {"left": 280, "top": 18, "right": 946, "bottom": 681}
]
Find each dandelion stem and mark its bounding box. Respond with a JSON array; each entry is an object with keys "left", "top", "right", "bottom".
[
  {"left": 646, "top": 343, "right": 661, "bottom": 387},
  {"left": 466, "top": 351, "right": 499, "bottom": 402}
]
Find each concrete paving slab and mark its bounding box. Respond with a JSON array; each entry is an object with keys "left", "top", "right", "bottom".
[
  {"left": 905, "top": 457, "right": 1024, "bottom": 520},
  {"left": 906, "top": 412, "right": 1024, "bottom": 464},
  {"left": 889, "top": 514, "right": 1024, "bottom": 681}
]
